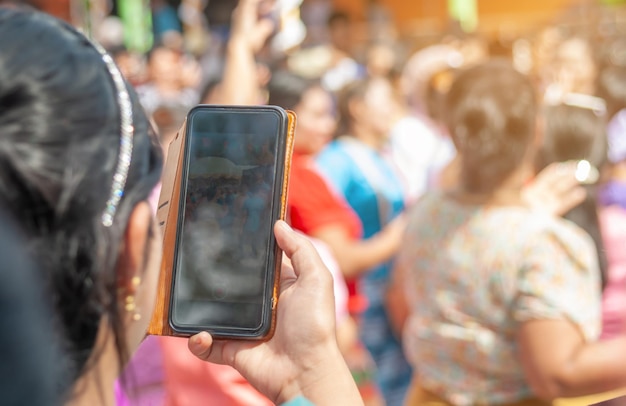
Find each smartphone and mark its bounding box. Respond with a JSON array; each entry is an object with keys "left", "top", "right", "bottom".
[{"left": 169, "top": 105, "right": 289, "bottom": 339}]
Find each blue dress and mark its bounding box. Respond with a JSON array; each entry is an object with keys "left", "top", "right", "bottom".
[{"left": 316, "top": 137, "right": 412, "bottom": 406}]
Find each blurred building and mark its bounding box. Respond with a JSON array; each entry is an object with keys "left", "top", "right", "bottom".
[
  {"left": 334, "top": 0, "right": 624, "bottom": 36},
  {"left": 34, "top": 0, "right": 626, "bottom": 50}
]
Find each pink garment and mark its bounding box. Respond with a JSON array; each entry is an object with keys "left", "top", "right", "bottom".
[
  {"left": 158, "top": 336, "right": 272, "bottom": 406},
  {"left": 599, "top": 206, "right": 626, "bottom": 339},
  {"left": 308, "top": 236, "right": 349, "bottom": 324},
  {"left": 148, "top": 181, "right": 163, "bottom": 216},
  {"left": 116, "top": 336, "right": 271, "bottom": 406},
  {"left": 117, "top": 336, "right": 167, "bottom": 405}
]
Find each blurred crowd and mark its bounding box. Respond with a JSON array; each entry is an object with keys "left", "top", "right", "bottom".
[
  {"left": 102, "top": 0, "right": 626, "bottom": 405},
  {"left": 4, "top": 0, "right": 626, "bottom": 405}
]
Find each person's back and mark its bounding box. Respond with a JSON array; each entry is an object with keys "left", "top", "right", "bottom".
[
  {"left": 394, "top": 60, "right": 626, "bottom": 406},
  {"left": 400, "top": 192, "right": 600, "bottom": 404}
]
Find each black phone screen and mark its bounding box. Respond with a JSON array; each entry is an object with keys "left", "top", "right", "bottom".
[{"left": 170, "top": 106, "right": 286, "bottom": 336}]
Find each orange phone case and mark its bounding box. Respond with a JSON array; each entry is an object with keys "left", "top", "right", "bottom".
[{"left": 147, "top": 109, "right": 297, "bottom": 338}]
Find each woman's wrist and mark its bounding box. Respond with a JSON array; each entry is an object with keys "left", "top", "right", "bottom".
[
  {"left": 276, "top": 344, "right": 362, "bottom": 406},
  {"left": 227, "top": 36, "right": 254, "bottom": 55}
]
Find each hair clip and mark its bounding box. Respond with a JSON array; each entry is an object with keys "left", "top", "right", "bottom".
[{"left": 92, "top": 42, "right": 135, "bottom": 227}]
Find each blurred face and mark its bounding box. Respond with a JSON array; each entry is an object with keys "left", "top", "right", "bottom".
[
  {"left": 294, "top": 86, "right": 336, "bottom": 155},
  {"left": 149, "top": 47, "right": 182, "bottom": 86},
  {"left": 556, "top": 38, "right": 596, "bottom": 95},
  {"left": 354, "top": 78, "right": 396, "bottom": 139},
  {"left": 367, "top": 44, "right": 396, "bottom": 78},
  {"left": 329, "top": 19, "right": 351, "bottom": 53},
  {"left": 114, "top": 52, "right": 147, "bottom": 85}
]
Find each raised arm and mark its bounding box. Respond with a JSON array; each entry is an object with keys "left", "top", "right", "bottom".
[
  {"left": 311, "top": 214, "right": 406, "bottom": 279},
  {"left": 215, "top": 0, "right": 275, "bottom": 105}
]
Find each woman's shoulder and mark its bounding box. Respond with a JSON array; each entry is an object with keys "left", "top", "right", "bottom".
[
  {"left": 316, "top": 140, "right": 353, "bottom": 168},
  {"left": 408, "top": 193, "right": 594, "bottom": 245},
  {"left": 514, "top": 210, "right": 598, "bottom": 275}
]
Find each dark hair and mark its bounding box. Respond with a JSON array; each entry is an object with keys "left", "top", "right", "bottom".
[
  {"left": 327, "top": 10, "right": 350, "bottom": 28},
  {"left": 537, "top": 104, "right": 609, "bottom": 288},
  {"left": 0, "top": 209, "right": 63, "bottom": 406},
  {"left": 335, "top": 77, "right": 375, "bottom": 137},
  {"left": 152, "top": 102, "right": 188, "bottom": 144},
  {"left": 537, "top": 105, "right": 607, "bottom": 170},
  {"left": 267, "top": 70, "right": 319, "bottom": 111},
  {"left": 446, "top": 59, "right": 537, "bottom": 194},
  {"left": 0, "top": 8, "right": 163, "bottom": 396},
  {"left": 596, "top": 63, "right": 626, "bottom": 119}
]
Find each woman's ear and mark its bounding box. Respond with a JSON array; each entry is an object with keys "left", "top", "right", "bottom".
[
  {"left": 117, "top": 202, "right": 153, "bottom": 296},
  {"left": 117, "top": 201, "right": 163, "bottom": 354}
]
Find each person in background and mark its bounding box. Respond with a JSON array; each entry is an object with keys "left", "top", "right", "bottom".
[
  {"left": 393, "top": 60, "right": 626, "bottom": 405},
  {"left": 110, "top": 45, "right": 149, "bottom": 88},
  {"left": 597, "top": 62, "right": 626, "bottom": 210},
  {"left": 269, "top": 70, "right": 414, "bottom": 405},
  {"left": 0, "top": 7, "right": 362, "bottom": 406},
  {"left": 536, "top": 103, "right": 626, "bottom": 342},
  {"left": 535, "top": 104, "right": 609, "bottom": 289},
  {"left": 136, "top": 39, "right": 201, "bottom": 115},
  {"left": 391, "top": 44, "right": 460, "bottom": 201},
  {"left": 269, "top": 71, "right": 404, "bottom": 286},
  {"left": 316, "top": 76, "right": 411, "bottom": 406},
  {"left": 201, "top": 0, "right": 275, "bottom": 106},
  {"left": 595, "top": 61, "right": 626, "bottom": 339},
  {"left": 320, "top": 10, "right": 365, "bottom": 92},
  {"left": 365, "top": 41, "right": 399, "bottom": 81},
  {"left": 544, "top": 36, "right": 597, "bottom": 103},
  {"left": 152, "top": 0, "right": 183, "bottom": 44}
]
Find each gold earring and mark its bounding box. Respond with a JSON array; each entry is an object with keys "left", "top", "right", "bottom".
[
  {"left": 131, "top": 276, "right": 141, "bottom": 288},
  {"left": 125, "top": 295, "right": 136, "bottom": 312},
  {"left": 124, "top": 295, "right": 141, "bottom": 321}
]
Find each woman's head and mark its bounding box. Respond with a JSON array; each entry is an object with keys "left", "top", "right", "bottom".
[
  {"left": 555, "top": 37, "right": 597, "bottom": 96},
  {"left": 268, "top": 71, "right": 336, "bottom": 155},
  {"left": 0, "top": 8, "right": 163, "bottom": 395},
  {"left": 336, "top": 77, "right": 396, "bottom": 141},
  {"left": 446, "top": 59, "right": 537, "bottom": 194},
  {"left": 537, "top": 104, "right": 607, "bottom": 172},
  {"left": 537, "top": 103, "right": 608, "bottom": 288}
]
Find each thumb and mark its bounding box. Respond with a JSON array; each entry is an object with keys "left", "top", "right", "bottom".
[
  {"left": 188, "top": 332, "right": 218, "bottom": 362},
  {"left": 274, "top": 221, "right": 328, "bottom": 282}
]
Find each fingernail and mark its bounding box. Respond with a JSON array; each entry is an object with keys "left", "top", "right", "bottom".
[
  {"left": 189, "top": 335, "right": 202, "bottom": 352},
  {"left": 278, "top": 220, "right": 293, "bottom": 232}
]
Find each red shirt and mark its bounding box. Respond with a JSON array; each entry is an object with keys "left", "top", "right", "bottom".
[
  {"left": 288, "top": 152, "right": 363, "bottom": 240},
  {"left": 288, "top": 152, "right": 366, "bottom": 312}
]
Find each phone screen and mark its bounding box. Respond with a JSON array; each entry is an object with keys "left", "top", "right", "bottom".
[{"left": 170, "top": 106, "right": 286, "bottom": 336}]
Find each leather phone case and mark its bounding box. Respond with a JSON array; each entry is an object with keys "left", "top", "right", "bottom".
[{"left": 147, "top": 109, "right": 297, "bottom": 337}]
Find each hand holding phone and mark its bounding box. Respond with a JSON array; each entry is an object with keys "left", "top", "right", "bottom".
[
  {"left": 187, "top": 221, "right": 362, "bottom": 406},
  {"left": 522, "top": 161, "right": 588, "bottom": 216}
]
